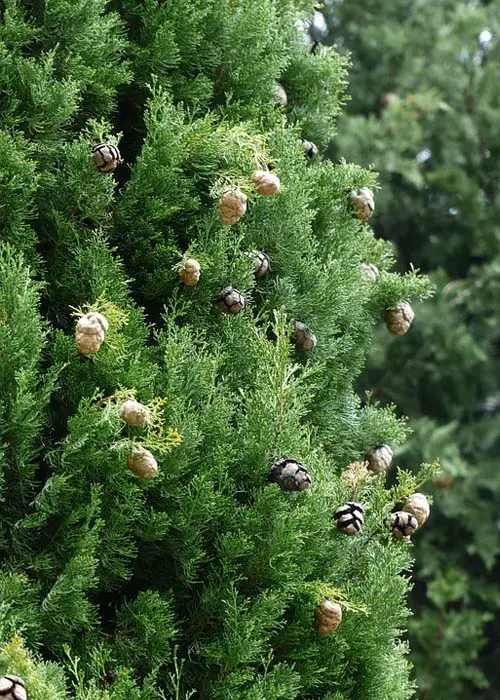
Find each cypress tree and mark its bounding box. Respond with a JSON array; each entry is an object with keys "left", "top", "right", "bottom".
[{"left": 0, "top": 2, "right": 433, "bottom": 698}]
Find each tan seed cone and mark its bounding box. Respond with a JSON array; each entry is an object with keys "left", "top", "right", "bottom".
[
  {"left": 121, "top": 400, "right": 151, "bottom": 427},
  {"left": 269, "top": 457, "right": 312, "bottom": 491},
  {"left": 315, "top": 600, "right": 342, "bottom": 636},
  {"left": 403, "top": 493, "right": 430, "bottom": 528},
  {"left": 272, "top": 81, "right": 288, "bottom": 107},
  {"left": 252, "top": 170, "right": 281, "bottom": 196},
  {"left": 366, "top": 444, "right": 393, "bottom": 474},
  {"left": 219, "top": 188, "right": 247, "bottom": 225},
  {"left": 214, "top": 286, "right": 245, "bottom": 314},
  {"left": 361, "top": 262, "right": 379, "bottom": 281},
  {"left": 75, "top": 312, "right": 109, "bottom": 355},
  {"left": 299, "top": 139, "right": 318, "bottom": 159},
  {"left": 351, "top": 187, "right": 375, "bottom": 220},
  {"left": 391, "top": 511, "right": 418, "bottom": 540},
  {"left": 385, "top": 302, "right": 415, "bottom": 335},
  {"left": 180, "top": 258, "right": 201, "bottom": 286},
  {"left": 181, "top": 272, "right": 199, "bottom": 286},
  {"left": 250, "top": 250, "right": 270, "bottom": 277},
  {"left": 334, "top": 502, "right": 365, "bottom": 535},
  {"left": 127, "top": 445, "right": 158, "bottom": 479},
  {"left": 381, "top": 92, "right": 401, "bottom": 109}
]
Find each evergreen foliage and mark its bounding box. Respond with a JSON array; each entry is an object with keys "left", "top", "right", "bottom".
[
  {"left": 0, "top": 1, "right": 433, "bottom": 698},
  {"left": 322, "top": 0, "right": 500, "bottom": 696}
]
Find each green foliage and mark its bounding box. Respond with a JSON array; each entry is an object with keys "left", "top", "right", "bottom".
[
  {"left": 0, "top": 0, "right": 129, "bottom": 138},
  {"left": 0, "top": 132, "right": 38, "bottom": 258},
  {"left": 114, "top": 591, "right": 177, "bottom": 674},
  {"left": 283, "top": 48, "right": 349, "bottom": 148},
  {"left": 0, "top": 637, "right": 68, "bottom": 700},
  {"left": 0, "top": 246, "right": 57, "bottom": 543},
  {"left": 0, "top": 574, "right": 43, "bottom": 646}
]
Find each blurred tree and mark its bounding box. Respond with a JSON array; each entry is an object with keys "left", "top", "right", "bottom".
[{"left": 318, "top": 0, "right": 500, "bottom": 697}]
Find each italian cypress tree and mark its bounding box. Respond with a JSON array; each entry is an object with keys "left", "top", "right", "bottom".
[
  {"left": 0, "top": 2, "right": 433, "bottom": 699},
  {"left": 322, "top": 0, "right": 500, "bottom": 697}
]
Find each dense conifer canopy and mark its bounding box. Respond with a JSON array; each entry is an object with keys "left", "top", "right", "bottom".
[{"left": 0, "top": 2, "right": 432, "bottom": 698}]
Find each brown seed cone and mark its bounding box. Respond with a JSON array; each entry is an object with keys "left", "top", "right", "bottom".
[
  {"left": 361, "top": 262, "right": 379, "bottom": 281},
  {"left": 334, "top": 502, "right": 365, "bottom": 535},
  {"left": 385, "top": 302, "right": 415, "bottom": 336},
  {"left": 403, "top": 493, "right": 430, "bottom": 528},
  {"left": 219, "top": 188, "right": 247, "bottom": 225},
  {"left": 292, "top": 321, "right": 317, "bottom": 350},
  {"left": 433, "top": 476, "right": 455, "bottom": 489},
  {"left": 121, "top": 400, "right": 151, "bottom": 427},
  {"left": 391, "top": 511, "right": 418, "bottom": 540},
  {"left": 366, "top": 444, "right": 393, "bottom": 474},
  {"left": 0, "top": 676, "right": 27, "bottom": 700},
  {"left": 315, "top": 600, "right": 342, "bottom": 636},
  {"left": 91, "top": 143, "right": 121, "bottom": 173},
  {"left": 252, "top": 170, "right": 281, "bottom": 196},
  {"left": 269, "top": 457, "right": 311, "bottom": 491},
  {"left": 381, "top": 92, "right": 401, "bottom": 109},
  {"left": 249, "top": 250, "right": 270, "bottom": 277},
  {"left": 272, "top": 81, "right": 288, "bottom": 107},
  {"left": 75, "top": 312, "right": 109, "bottom": 355},
  {"left": 214, "top": 286, "right": 245, "bottom": 314},
  {"left": 351, "top": 187, "right": 375, "bottom": 221},
  {"left": 298, "top": 139, "right": 318, "bottom": 160},
  {"left": 180, "top": 258, "right": 201, "bottom": 286},
  {"left": 127, "top": 445, "right": 158, "bottom": 479},
  {"left": 180, "top": 272, "right": 199, "bottom": 286}
]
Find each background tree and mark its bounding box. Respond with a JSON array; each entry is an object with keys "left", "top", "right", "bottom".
[
  {"left": 0, "top": 2, "right": 433, "bottom": 699},
  {"left": 318, "top": 0, "right": 500, "bottom": 697}
]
